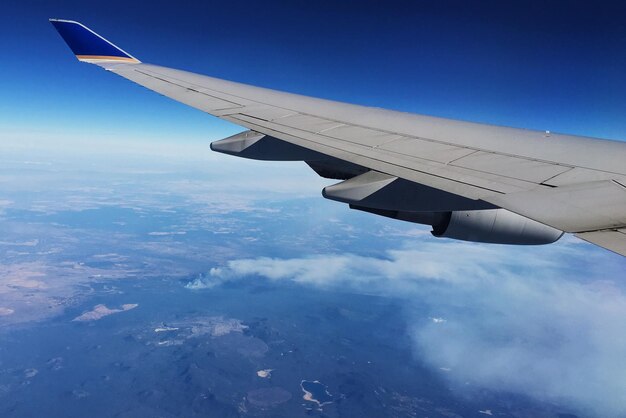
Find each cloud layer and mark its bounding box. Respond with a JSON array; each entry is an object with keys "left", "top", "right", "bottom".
[{"left": 187, "top": 238, "right": 626, "bottom": 417}]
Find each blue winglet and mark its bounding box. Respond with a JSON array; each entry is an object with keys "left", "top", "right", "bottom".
[{"left": 49, "top": 19, "right": 140, "bottom": 63}]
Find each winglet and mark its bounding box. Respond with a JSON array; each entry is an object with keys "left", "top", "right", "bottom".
[{"left": 49, "top": 19, "right": 140, "bottom": 64}]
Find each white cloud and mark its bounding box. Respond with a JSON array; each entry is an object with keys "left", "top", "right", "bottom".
[{"left": 188, "top": 239, "right": 626, "bottom": 417}]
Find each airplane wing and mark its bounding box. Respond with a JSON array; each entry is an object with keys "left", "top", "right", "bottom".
[{"left": 50, "top": 19, "right": 626, "bottom": 256}]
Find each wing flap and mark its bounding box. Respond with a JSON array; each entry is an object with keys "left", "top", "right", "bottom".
[
  {"left": 318, "top": 125, "right": 403, "bottom": 147},
  {"left": 376, "top": 137, "right": 478, "bottom": 164},
  {"left": 576, "top": 229, "right": 626, "bottom": 257},
  {"left": 543, "top": 167, "right": 621, "bottom": 186},
  {"left": 271, "top": 114, "right": 345, "bottom": 133},
  {"left": 450, "top": 151, "right": 573, "bottom": 183},
  {"left": 486, "top": 180, "right": 626, "bottom": 232}
]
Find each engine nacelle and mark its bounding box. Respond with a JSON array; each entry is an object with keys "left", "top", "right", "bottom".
[
  {"left": 432, "top": 209, "right": 563, "bottom": 245},
  {"left": 349, "top": 205, "right": 563, "bottom": 245}
]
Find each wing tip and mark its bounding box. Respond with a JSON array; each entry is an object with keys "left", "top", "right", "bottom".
[{"left": 49, "top": 18, "right": 141, "bottom": 64}]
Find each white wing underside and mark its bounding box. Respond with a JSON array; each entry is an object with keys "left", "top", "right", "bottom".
[{"left": 100, "top": 62, "right": 626, "bottom": 256}]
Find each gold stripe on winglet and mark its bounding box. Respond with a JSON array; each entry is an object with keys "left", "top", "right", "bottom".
[{"left": 76, "top": 55, "right": 140, "bottom": 63}]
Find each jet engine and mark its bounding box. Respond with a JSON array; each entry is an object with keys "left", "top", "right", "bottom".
[
  {"left": 431, "top": 208, "right": 563, "bottom": 245},
  {"left": 352, "top": 206, "right": 563, "bottom": 245}
]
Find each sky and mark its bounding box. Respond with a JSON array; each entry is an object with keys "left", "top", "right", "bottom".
[{"left": 2, "top": 0, "right": 626, "bottom": 153}]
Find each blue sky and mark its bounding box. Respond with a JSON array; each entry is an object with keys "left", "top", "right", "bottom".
[{"left": 3, "top": 0, "right": 626, "bottom": 150}]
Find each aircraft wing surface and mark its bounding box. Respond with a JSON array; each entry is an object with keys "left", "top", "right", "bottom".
[{"left": 50, "top": 19, "right": 626, "bottom": 256}]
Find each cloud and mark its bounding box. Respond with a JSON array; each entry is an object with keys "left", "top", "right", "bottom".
[
  {"left": 185, "top": 268, "right": 231, "bottom": 290},
  {"left": 188, "top": 239, "right": 626, "bottom": 417}
]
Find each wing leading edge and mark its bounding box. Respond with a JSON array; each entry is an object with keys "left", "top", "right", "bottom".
[{"left": 50, "top": 20, "right": 626, "bottom": 257}]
